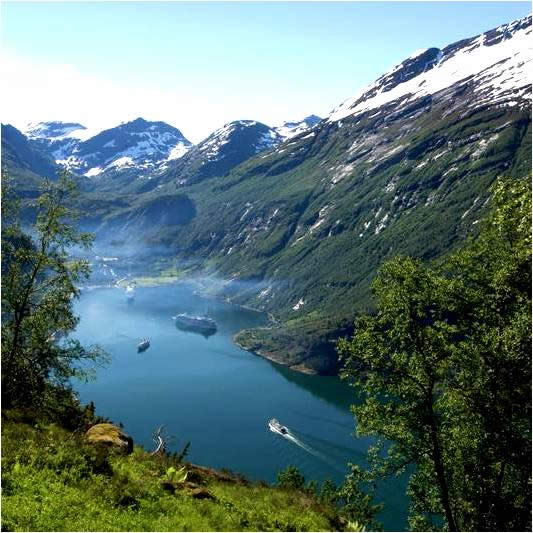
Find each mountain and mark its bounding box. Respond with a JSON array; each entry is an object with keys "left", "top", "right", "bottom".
[
  {"left": 274, "top": 115, "right": 322, "bottom": 140},
  {"left": 15, "top": 116, "right": 320, "bottom": 195},
  {"left": 1, "top": 124, "right": 61, "bottom": 196},
  {"left": 4, "top": 16, "right": 530, "bottom": 374},
  {"left": 138, "top": 15, "right": 531, "bottom": 374},
  {"left": 152, "top": 120, "right": 283, "bottom": 189},
  {"left": 24, "top": 121, "right": 91, "bottom": 140},
  {"left": 24, "top": 118, "right": 192, "bottom": 184},
  {"left": 72, "top": 118, "right": 192, "bottom": 176},
  {"left": 124, "top": 118, "right": 323, "bottom": 193},
  {"left": 22, "top": 121, "right": 96, "bottom": 172},
  {"left": 329, "top": 16, "right": 530, "bottom": 123}
]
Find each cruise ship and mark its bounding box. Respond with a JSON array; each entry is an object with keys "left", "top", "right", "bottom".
[{"left": 173, "top": 313, "right": 217, "bottom": 335}]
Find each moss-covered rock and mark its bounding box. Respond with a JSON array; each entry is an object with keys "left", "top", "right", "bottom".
[{"left": 86, "top": 423, "right": 133, "bottom": 454}]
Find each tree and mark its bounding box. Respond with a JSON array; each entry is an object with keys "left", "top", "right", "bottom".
[
  {"left": 338, "top": 178, "right": 531, "bottom": 531},
  {"left": 1, "top": 171, "right": 108, "bottom": 412}
]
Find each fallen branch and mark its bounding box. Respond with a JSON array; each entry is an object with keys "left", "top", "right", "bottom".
[{"left": 151, "top": 424, "right": 166, "bottom": 455}]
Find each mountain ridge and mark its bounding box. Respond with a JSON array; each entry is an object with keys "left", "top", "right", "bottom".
[
  {"left": 134, "top": 14, "right": 531, "bottom": 373},
  {"left": 2, "top": 15, "right": 531, "bottom": 374}
]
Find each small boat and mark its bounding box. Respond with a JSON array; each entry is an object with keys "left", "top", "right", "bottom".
[
  {"left": 137, "top": 338, "right": 150, "bottom": 352},
  {"left": 268, "top": 418, "right": 288, "bottom": 435},
  {"left": 125, "top": 285, "right": 135, "bottom": 301},
  {"left": 173, "top": 313, "right": 217, "bottom": 335}
]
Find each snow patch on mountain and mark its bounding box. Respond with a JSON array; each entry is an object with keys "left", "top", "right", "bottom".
[
  {"left": 255, "top": 130, "right": 281, "bottom": 152},
  {"left": 108, "top": 156, "right": 135, "bottom": 169},
  {"left": 274, "top": 115, "right": 322, "bottom": 140},
  {"left": 25, "top": 121, "right": 102, "bottom": 141},
  {"left": 167, "top": 141, "right": 190, "bottom": 161},
  {"left": 292, "top": 298, "right": 305, "bottom": 311},
  {"left": 85, "top": 166, "right": 103, "bottom": 177},
  {"left": 198, "top": 122, "right": 237, "bottom": 160},
  {"left": 329, "top": 16, "right": 532, "bottom": 122}
]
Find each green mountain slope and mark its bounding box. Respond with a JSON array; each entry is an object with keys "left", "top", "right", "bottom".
[
  {"left": 1, "top": 124, "right": 60, "bottom": 197},
  {"left": 148, "top": 103, "right": 529, "bottom": 372},
  {"left": 130, "top": 18, "right": 531, "bottom": 373},
  {"left": 4, "top": 17, "right": 530, "bottom": 375}
]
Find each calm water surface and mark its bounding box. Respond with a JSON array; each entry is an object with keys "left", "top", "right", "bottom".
[{"left": 73, "top": 284, "right": 407, "bottom": 530}]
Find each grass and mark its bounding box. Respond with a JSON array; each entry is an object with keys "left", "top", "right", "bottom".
[{"left": 1, "top": 418, "right": 341, "bottom": 532}]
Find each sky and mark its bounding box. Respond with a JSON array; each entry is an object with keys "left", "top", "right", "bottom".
[{"left": 1, "top": 1, "right": 531, "bottom": 143}]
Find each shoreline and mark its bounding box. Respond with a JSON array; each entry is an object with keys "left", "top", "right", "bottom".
[
  {"left": 233, "top": 336, "right": 318, "bottom": 376},
  {"left": 83, "top": 272, "right": 318, "bottom": 376}
]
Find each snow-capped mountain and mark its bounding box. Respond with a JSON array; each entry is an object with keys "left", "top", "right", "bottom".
[
  {"left": 274, "top": 115, "right": 322, "bottom": 140},
  {"left": 158, "top": 120, "right": 283, "bottom": 187},
  {"left": 195, "top": 120, "right": 281, "bottom": 160},
  {"left": 24, "top": 118, "right": 192, "bottom": 179},
  {"left": 22, "top": 121, "right": 97, "bottom": 171},
  {"left": 329, "top": 15, "right": 531, "bottom": 122},
  {"left": 71, "top": 118, "right": 192, "bottom": 177}
]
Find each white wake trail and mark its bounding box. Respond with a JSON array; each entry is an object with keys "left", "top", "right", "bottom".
[
  {"left": 271, "top": 426, "right": 328, "bottom": 462},
  {"left": 269, "top": 423, "right": 346, "bottom": 474}
]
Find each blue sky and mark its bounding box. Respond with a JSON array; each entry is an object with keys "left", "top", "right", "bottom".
[{"left": 2, "top": 2, "right": 530, "bottom": 142}]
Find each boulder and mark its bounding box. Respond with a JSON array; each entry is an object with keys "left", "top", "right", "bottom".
[{"left": 86, "top": 423, "right": 133, "bottom": 454}]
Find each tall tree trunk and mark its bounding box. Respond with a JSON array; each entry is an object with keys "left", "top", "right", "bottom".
[{"left": 428, "top": 395, "right": 458, "bottom": 531}]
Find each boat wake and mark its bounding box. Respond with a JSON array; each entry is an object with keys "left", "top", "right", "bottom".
[
  {"left": 269, "top": 420, "right": 337, "bottom": 468},
  {"left": 283, "top": 432, "right": 326, "bottom": 460}
]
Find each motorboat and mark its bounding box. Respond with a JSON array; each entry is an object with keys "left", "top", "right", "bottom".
[
  {"left": 173, "top": 313, "right": 217, "bottom": 335},
  {"left": 268, "top": 418, "right": 288, "bottom": 435},
  {"left": 137, "top": 338, "right": 150, "bottom": 352}
]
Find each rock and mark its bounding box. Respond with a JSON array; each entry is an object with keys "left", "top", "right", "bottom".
[
  {"left": 189, "top": 488, "right": 216, "bottom": 500},
  {"left": 161, "top": 481, "right": 201, "bottom": 494},
  {"left": 86, "top": 423, "right": 133, "bottom": 454}
]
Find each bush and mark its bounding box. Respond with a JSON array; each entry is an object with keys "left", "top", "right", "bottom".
[{"left": 277, "top": 465, "right": 306, "bottom": 490}]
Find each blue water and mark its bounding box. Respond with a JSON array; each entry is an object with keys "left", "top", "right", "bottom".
[{"left": 73, "top": 283, "right": 408, "bottom": 530}]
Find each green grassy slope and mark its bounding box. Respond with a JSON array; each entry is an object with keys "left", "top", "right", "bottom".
[{"left": 1, "top": 418, "right": 341, "bottom": 532}]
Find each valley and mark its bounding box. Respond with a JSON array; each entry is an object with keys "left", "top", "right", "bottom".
[
  {"left": 2, "top": 16, "right": 531, "bottom": 376},
  {"left": 2, "top": 5, "right": 531, "bottom": 531}
]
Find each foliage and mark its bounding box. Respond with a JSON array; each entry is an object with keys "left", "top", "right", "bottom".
[
  {"left": 277, "top": 465, "right": 306, "bottom": 490},
  {"left": 338, "top": 178, "right": 531, "bottom": 531},
  {"left": 319, "top": 478, "right": 339, "bottom": 505},
  {"left": 335, "top": 465, "right": 384, "bottom": 531},
  {"left": 1, "top": 171, "right": 108, "bottom": 410},
  {"left": 1, "top": 419, "right": 339, "bottom": 531},
  {"left": 165, "top": 466, "right": 188, "bottom": 484}
]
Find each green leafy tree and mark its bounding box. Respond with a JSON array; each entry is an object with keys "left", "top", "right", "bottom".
[
  {"left": 1, "top": 171, "right": 108, "bottom": 411},
  {"left": 338, "top": 178, "right": 531, "bottom": 531},
  {"left": 277, "top": 465, "right": 306, "bottom": 490}
]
